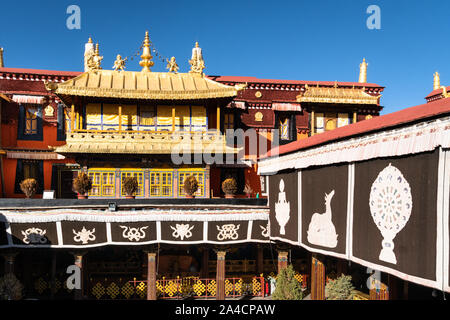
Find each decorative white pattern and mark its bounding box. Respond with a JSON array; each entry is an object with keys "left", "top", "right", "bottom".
[
  {"left": 119, "top": 226, "right": 149, "bottom": 241},
  {"left": 275, "top": 179, "right": 290, "bottom": 235},
  {"left": 73, "top": 227, "right": 96, "bottom": 244},
  {"left": 170, "top": 224, "right": 194, "bottom": 240},
  {"left": 216, "top": 224, "right": 240, "bottom": 240},
  {"left": 369, "top": 164, "right": 412, "bottom": 264},
  {"left": 260, "top": 223, "right": 270, "bottom": 238},
  {"left": 21, "top": 228, "right": 47, "bottom": 244},
  {"left": 307, "top": 190, "right": 338, "bottom": 248}
]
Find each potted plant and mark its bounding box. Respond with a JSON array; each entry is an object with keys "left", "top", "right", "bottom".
[
  {"left": 72, "top": 172, "right": 92, "bottom": 199},
  {"left": 222, "top": 177, "right": 237, "bottom": 199},
  {"left": 19, "top": 178, "right": 37, "bottom": 198},
  {"left": 243, "top": 184, "right": 253, "bottom": 198},
  {"left": 183, "top": 175, "right": 198, "bottom": 198},
  {"left": 325, "top": 274, "right": 355, "bottom": 300},
  {"left": 272, "top": 265, "right": 304, "bottom": 300},
  {"left": 122, "top": 176, "right": 138, "bottom": 199},
  {"left": 0, "top": 273, "right": 24, "bottom": 300}
]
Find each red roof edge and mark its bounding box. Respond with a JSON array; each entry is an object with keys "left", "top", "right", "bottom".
[
  {"left": 0, "top": 67, "right": 81, "bottom": 77},
  {"left": 261, "top": 97, "right": 450, "bottom": 159},
  {"left": 425, "top": 86, "right": 450, "bottom": 99}
]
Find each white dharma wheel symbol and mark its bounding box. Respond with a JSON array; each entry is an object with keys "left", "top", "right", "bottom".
[{"left": 369, "top": 163, "right": 412, "bottom": 264}]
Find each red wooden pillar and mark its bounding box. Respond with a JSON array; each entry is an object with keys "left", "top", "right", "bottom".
[
  {"left": 216, "top": 250, "right": 226, "bottom": 300},
  {"left": 147, "top": 252, "right": 157, "bottom": 300},
  {"left": 277, "top": 251, "right": 288, "bottom": 273},
  {"left": 201, "top": 248, "right": 209, "bottom": 278},
  {"left": 73, "top": 253, "right": 84, "bottom": 300},
  {"left": 311, "top": 254, "right": 325, "bottom": 300}
]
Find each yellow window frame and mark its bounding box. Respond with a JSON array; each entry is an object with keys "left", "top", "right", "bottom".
[
  {"left": 178, "top": 169, "right": 205, "bottom": 197},
  {"left": 88, "top": 169, "right": 116, "bottom": 197},
  {"left": 149, "top": 170, "right": 173, "bottom": 197},
  {"left": 120, "top": 170, "right": 144, "bottom": 197}
]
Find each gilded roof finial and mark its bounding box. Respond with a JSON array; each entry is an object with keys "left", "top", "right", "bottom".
[
  {"left": 88, "top": 37, "right": 93, "bottom": 44},
  {"left": 0, "top": 48, "right": 4, "bottom": 68},
  {"left": 85, "top": 41, "right": 103, "bottom": 71},
  {"left": 359, "top": 58, "right": 368, "bottom": 83},
  {"left": 166, "top": 56, "right": 179, "bottom": 73},
  {"left": 433, "top": 72, "right": 441, "bottom": 91},
  {"left": 139, "top": 31, "right": 154, "bottom": 72},
  {"left": 189, "top": 41, "right": 205, "bottom": 76}
]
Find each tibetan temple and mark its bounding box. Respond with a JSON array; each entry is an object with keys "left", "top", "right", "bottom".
[{"left": 0, "top": 31, "right": 448, "bottom": 300}]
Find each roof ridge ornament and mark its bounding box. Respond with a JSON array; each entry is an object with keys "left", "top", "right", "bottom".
[
  {"left": 139, "top": 31, "right": 154, "bottom": 72},
  {"left": 189, "top": 41, "right": 205, "bottom": 76},
  {"left": 359, "top": 58, "right": 368, "bottom": 83},
  {"left": 434, "top": 71, "right": 441, "bottom": 91},
  {"left": 0, "top": 47, "right": 4, "bottom": 68},
  {"left": 113, "top": 54, "right": 127, "bottom": 72},
  {"left": 166, "top": 56, "right": 179, "bottom": 73},
  {"left": 86, "top": 42, "right": 103, "bottom": 72}
]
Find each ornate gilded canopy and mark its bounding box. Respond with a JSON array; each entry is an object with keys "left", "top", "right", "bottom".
[
  {"left": 46, "top": 70, "right": 246, "bottom": 103},
  {"left": 297, "top": 84, "right": 380, "bottom": 105}
]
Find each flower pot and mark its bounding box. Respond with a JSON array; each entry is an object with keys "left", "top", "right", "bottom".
[
  {"left": 185, "top": 194, "right": 195, "bottom": 199},
  {"left": 225, "top": 194, "right": 235, "bottom": 199},
  {"left": 125, "top": 195, "right": 135, "bottom": 199},
  {"left": 77, "top": 194, "right": 88, "bottom": 199}
]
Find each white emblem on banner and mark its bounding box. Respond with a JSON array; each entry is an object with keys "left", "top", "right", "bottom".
[
  {"left": 275, "top": 179, "right": 290, "bottom": 235},
  {"left": 216, "top": 224, "right": 240, "bottom": 240},
  {"left": 73, "top": 227, "right": 96, "bottom": 244},
  {"left": 260, "top": 223, "right": 270, "bottom": 238},
  {"left": 370, "top": 163, "right": 412, "bottom": 264},
  {"left": 119, "top": 226, "right": 149, "bottom": 241},
  {"left": 21, "top": 228, "right": 48, "bottom": 244},
  {"left": 170, "top": 224, "right": 194, "bottom": 240},
  {"left": 307, "top": 190, "right": 338, "bottom": 248}
]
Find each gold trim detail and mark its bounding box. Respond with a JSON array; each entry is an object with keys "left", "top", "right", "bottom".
[{"left": 297, "top": 84, "right": 380, "bottom": 105}]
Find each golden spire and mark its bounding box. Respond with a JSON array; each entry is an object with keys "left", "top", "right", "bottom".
[
  {"left": 359, "top": 58, "right": 368, "bottom": 83},
  {"left": 139, "top": 31, "right": 154, "bottom": 72},
  {"left": 434, "top": 72, "right": 441, "bottom": 91},
  {"left": 0, "top": 48, "right": 3, "bottom": 68},
  {"left": 88, "top": 37, "right": 93, "bottom": 43}
]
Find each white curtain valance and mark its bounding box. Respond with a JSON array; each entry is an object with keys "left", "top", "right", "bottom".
[{"left": 11, "top": 95, "right": 44, "bottom": 104}]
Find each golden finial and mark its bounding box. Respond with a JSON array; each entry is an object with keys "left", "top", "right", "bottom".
[
  {"left": 113, "top": 54, "right": 127, "bottom": 72},
  {"left": 0, "top": 48, "right": 4, "bottom": 68},
  {"left": 433, "top": 72, "right": 441, "bottom": 91},
  {"left": 189, "top": 41, "right": 205, "bottom": 75},
  {"left": 88, "top": 37, "right": 93, "bottom": 43},
  {"left": 166, "top": 56, "right": 179, "bottom": 73},
  {"left": 139, "top": 31, "right": 154, "bottom": 72},
  {"left": 359, "top": 58, "right": 368, "bottom": 83},
  {"left": 86, "top": 42, "right": 103, "bottom": 71}
]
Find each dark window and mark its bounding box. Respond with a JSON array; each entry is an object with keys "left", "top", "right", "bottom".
[
  {"left": 17, "top": 104, "right": 43, "bottom": 141},
  {"left": 57, "top": 104, "right": 66, "bottom": 141}
]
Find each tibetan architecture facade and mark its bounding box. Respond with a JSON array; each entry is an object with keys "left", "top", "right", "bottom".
[{"left": 258, "top": 91, "right": 450, "bottom": 299}]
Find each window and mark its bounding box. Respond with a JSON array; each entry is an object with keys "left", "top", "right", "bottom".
[
  {"left": 149, "top": 170, "right": 173, "bottom": 197},
  {"left": 279, "top": 116, "right": 290, "bottom": 140},
  {"left": 23, "top": 161, "right": 39, "bottom": 180},
  {"left": 178, "top": 170, "right": 205, "bottom": 197},
  {"left": 88, "top": 170, "right": 115, "bottom": 197},
  {"left": 25, "top": 107, "right": 38, "bottom": 135},
  {"left": 17, "top": 105, "right": 42, "bottom": 140},
  {"left": 121, "top": 171, "right": 144, "bottom": 197},
  {"left": 224, "top": 113, "right": 234, "bottom": 130}
]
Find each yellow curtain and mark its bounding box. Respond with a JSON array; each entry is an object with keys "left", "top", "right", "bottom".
[
  {"left": 175, "top": 106, "right": 190, "bottom": 131},
  {"left": 157, "top": 106, "right": 172, "bottom": 129},
  {"left": 315, "top": 112, "right": 324, "bottom": 133},
  {"left": 103, "top": 104, "right": 119, "bottom": 130},
  {"left": 191, "top": 106, "right": 206, "bottom": 131},
  {"left": 337, "top": 113, "right": 350, "bottom": 128},
  {"left": 86, "top": 103, "right": 102, "bottom": 130},
  {"left": 139, "top": 105, "right": 155, "bottom": 128}
]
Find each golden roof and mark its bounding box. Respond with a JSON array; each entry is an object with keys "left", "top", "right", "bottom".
[
  {"left": 0, "top": 93, "right": 11, "bottom": 102},
  {"left": 297, "top": 84, "right": 380, "bottom": 105},
  {"left": 46, "top": 70, "right": 246, "bottom": 101}
]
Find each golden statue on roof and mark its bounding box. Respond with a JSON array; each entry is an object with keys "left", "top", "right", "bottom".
[
  {"left": 113, "top": 54, "right": 127, "bottom": 72},
  {"left": 166, "top": 56, "right": 179, "bottom": 73},
  {"left": 86, "top": 43, "right": 103, "bottom": 71},
  {"left": 189, "top": 42, "right": 205, "bottom": 75}
]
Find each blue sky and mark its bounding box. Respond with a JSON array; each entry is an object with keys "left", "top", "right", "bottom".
[{"left": 1, "top": 0, "right": 449, "bottom": 114}]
